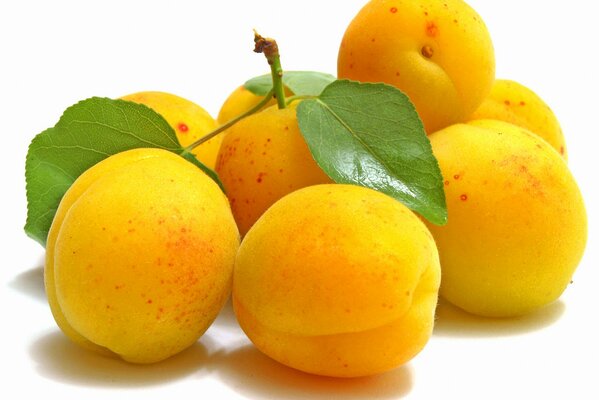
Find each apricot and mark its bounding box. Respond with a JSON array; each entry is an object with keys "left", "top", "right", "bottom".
[
  {"left": 215, "top": 104, "right": 331, "bottom": 236},
  {"left": 217, "top": 85, "right": 278, "bottom": 125},
  {"left": 470, "top": 79, "right": 567, "bottom": 159},
  {"left": 338, "top": 0, "right": 495, "bottom": 133},
  {"left": 233, "top": 184, "right": 441, "bottom": 377},
  {"left": 45, "top": 148, "right": 239, "bottom": 363},
  {"left": 120, "top": 92, "right": 221, "bottom": 168},
  {"left": 426, "top": 120, "right": 587, "bottom": 317}
]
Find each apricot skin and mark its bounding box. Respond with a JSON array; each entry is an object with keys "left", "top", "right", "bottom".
[
  {"left": 426, "top": 120, "right": 587, "bottom": 317},
  {"left": 215, "top": 105, "right": 331, "bottom": 236},
  {"left": 120, "top": 92, "right": 221, "bottom": 168},
  {"left": 469, "top": 79, "right": 567, "bottom": 159},
  {"left": 338, "top": 0, "right": 495, "bottom": 133},
  {"left": 233, "top": 184, "right": 440, "bottom": 377},
  {"left": 46, "top": 148, "right": 239, "bottom": 363},
  {"left": 217, "top": 86, "right": 278, "bottom": 125},
  {"left": 45, "top": 149, "right": 155, "bottom": 357}
]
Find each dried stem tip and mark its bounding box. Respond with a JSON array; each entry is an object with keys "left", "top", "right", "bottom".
[{"left": 253, "top": 30, "right": 280, "bottom": 63}]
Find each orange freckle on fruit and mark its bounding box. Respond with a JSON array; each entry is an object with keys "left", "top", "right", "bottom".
[
  {"left": 453, "top": 174, "right": 460, "bottom": 180},
  {"left": 504, "top": 100, "right": 511, "bottom": 106},
  {"left": 147, "top": 299, "right": 153, "bottom": 304},
  {"left": 520, "top": 101, "right": 526, "bottom": 106},
  {"left": 390, "top": 6, "right": 397, "bottom": 13},
  {"left": 395, "top": 71, "right": 400, "bottom": 77},
  {"left": 349, "top": 63, "right": 354, "bottom": 69},
  {"left": 460, "top": 194, "right": 468, "bottom": 201},
  {"left": 178, "top": 123, "right": 189, "bottom": 133},
  {"left": 444, "top": 180, "right": 450, "bottom": 186},
  {"left": 426, "top": 21, "right": 438, "bottom": 37},
  {"left": 560, "top": 146, "right": 565, "bottom": 155},
  {"left": 181, "top": 227, "right": 187, "bottom": 233}
]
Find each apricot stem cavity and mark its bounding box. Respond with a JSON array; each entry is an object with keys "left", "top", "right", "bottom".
[{"left": 421, "top": 45, "right": 434, "bottom": 58}]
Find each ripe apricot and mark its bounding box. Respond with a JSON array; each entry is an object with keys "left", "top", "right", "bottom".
[
  {"left": 233, "top": 184, "right": 440, "bottom": 377},
  {"left": 217, "top": 86, "right": 278, "bottom": 125},
  {"left": 427, "top": 120, "right": 587, "bottom": 317},
  {"left": 215, "top": 104, "right": 331, "bottom": 236},
  {"left": 338, "top": 0, "right": 495, "bottom": 133},
  {"left": 470, "top": 79, "right": 567, "bottom": 159},
  {"left": 120, "top": 92, "right": 221, "bottom": 168},
  {"left": 46, "top": 148, "right": 239, "bottom": 363}
]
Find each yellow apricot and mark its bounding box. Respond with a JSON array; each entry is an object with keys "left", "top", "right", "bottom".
[
  {"left": 426, "top": 120, "right": 587, "bottom": 317},
  {"left": 338, "top": 0, "right": 495, "bottom": 133},
  {"left": 120, "top": 92, "right": 221, "bottom": 168},
  {"left": 470, "top": 79, "right": 567, "bottom": 159},
  {"left": 217, "top": 85, "right": 278, "bottom": 125},
  {"left": 45, "top": 149, "right": 158, "bottom": 357},
  {"left": 46, "top": 148, "right": 239, "bottom": 363},
  {"left": 215, "top": 104, "right": 331, "bottom": 236},
  {"left": 233, "top": 184, "right": 440, "bottom": 377}
]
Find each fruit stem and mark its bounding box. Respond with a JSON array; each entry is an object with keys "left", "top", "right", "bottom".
[
  {"left": 182, "top": 89, "right": 274, "bottom": 154},
  {"left": 254, "top": 31, "right": 286, "bottom": 110}
]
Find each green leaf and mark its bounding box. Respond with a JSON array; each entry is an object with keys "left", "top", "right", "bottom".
[
  {"left": 25, "top": 97, "right": 222, "bottom": 246},
  {"left": 244, "top": 71, "right": 336, "bottom": 97},
  {"left": 296, "top": 80, "right": 447, "bottom": 225}
]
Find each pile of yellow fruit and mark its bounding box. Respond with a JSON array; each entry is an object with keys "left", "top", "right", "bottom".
[{"left": 44, "top": 0, "right": 586, "bottom": 379}]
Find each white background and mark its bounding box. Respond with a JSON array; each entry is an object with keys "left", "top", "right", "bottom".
[{"left": 1, "top": 1, "right": 597, "bottom": 399}]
